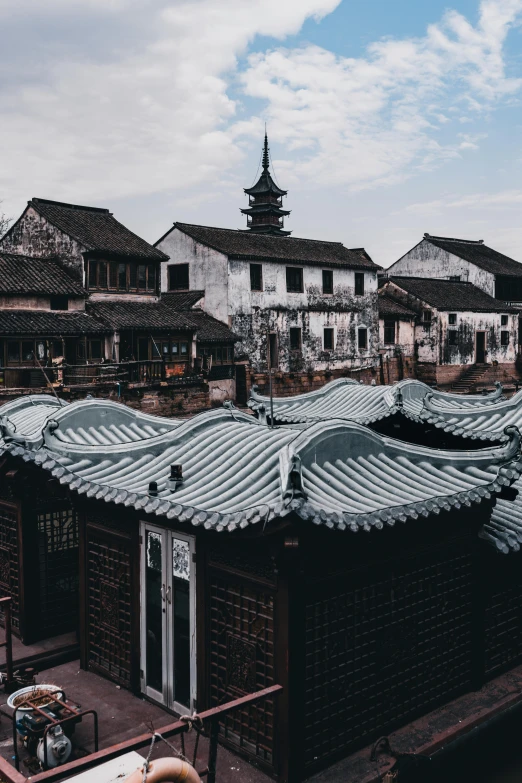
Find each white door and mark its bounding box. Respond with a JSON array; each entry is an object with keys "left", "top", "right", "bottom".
[{"left": 140, "top": 523, "right": 196, "bottom": 713}]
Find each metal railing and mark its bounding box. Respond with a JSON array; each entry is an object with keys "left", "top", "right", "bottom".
[{"left": 0, "top": 684, "right": 282, "bottom": 783}]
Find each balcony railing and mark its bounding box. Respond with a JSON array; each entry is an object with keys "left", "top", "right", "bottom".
[{"left": 0, "top": 361, "right": 204, "bottom": 390}]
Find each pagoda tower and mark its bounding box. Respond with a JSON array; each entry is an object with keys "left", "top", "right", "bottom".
[{"left": 241, "top": 131, "right": 291, "bottom": 236}]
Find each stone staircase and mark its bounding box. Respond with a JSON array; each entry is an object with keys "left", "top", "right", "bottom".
[{"left": 450, "top": 364, "right": 490, "bottom": 394}]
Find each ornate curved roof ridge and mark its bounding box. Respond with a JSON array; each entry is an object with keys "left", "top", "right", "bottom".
[
  {"left": 1, "top": 399, "right": 521, "bottom": 537},
  {"left": 418, "top": 386, "right": 522, "bottom": 442},
  {"left": 249, "top": 378, "right": 504, "bottom": 426}
]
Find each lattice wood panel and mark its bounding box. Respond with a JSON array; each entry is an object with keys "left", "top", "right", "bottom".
[
  {"left": 484, "top": 558, "right": 522, "bottom": 678},
  {"left": 87, "top": 533, "right": 132, "bottom": 685},
  {"left": 37, "top": 509, "right": 79, "bottom": 637},
  {"left": 303, "top": 545, "right": 474, "bottom": 769},
  {"left": 0, "top": 505, "right": 19, "bottom": 630},
  {"left": 209, "top": 575, "right": 275, "bottom": 766}
]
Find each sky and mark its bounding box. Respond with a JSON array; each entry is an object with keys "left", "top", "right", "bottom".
[{"left": 1, "top": 0, "right": 522, "bottom": 266}]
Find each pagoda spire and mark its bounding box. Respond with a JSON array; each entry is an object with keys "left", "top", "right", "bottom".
[{"left": 241, "top": 130, "right": 291, "bottom": 236}]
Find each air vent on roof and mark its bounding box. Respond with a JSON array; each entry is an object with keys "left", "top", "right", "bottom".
[
  {"left": 148, "top": 481, "right": 158, "bottom": 497},
  {"left": 168, "top": 464, "right": 183, "bottom": 492}
]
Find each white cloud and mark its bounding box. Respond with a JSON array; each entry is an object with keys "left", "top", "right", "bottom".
[
  {"left": 403, "top": 189, "right": 522, "bottom": 217},
  {"left": 0, "top": 0, "right": 340, "bottom": 210},
  {"left": 235, "top": 0, "right": 522, "bottom": 189}
]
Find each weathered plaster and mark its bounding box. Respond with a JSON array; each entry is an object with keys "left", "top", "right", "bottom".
[
  {"left": 379, "top": 318, "right": 415, "bottom": 356},
  {"left": 1, "top": 207, "right": 86, "bottom": 283},
  {"left": 0, "top": 295, "right": 84, "bottom": 311},
  {"left": 387, "top": 238, "right": 496, "bottom": 297}
]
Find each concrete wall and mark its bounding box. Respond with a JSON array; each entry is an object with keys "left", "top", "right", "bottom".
[
  {"left": 208, "top": 378, "right": 235, "bottom": 405},
  {"left": 387, "top": 239, "right": 496, "bottom": 297},
  {"left": 1, "top": 207, "right": 86, "bottom": 283},
  {"left": 158, "top": 229, "right": 229, "bottom": 323}
]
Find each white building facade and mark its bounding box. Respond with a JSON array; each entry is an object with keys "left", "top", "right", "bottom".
[{"left": 156, "top": 223, "right": 380, "bottom": 373}]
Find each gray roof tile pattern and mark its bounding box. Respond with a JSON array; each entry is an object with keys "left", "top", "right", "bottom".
[
  {"left": 481, "top": 476, "right": 522, "bottom": 553},
  {"left": 161, "top": 291, "right": 205, "bottom": 310},
  {"left": 166, "top": 223, "right": 378, "bottom": 269},
  {"left": 418, "top": 387, "right": 522, "bottom": 443},
  {"left": 0, "top": 310, "right": 109, "bottom": 335},
  {"left": 0, "top": 396, "right": 67, "bottom": 448},
  {"left": 425, "top": 235, "right": 522, "bottom": 278},
  {"left": 30, "top": 199, "right": 167, "bottom": 261},
  {"left": 0, "top": 253, "right": 86, "bottom": 296},
  {"left": 388, "top": 277, "right": 517, "bottom": 312},
  {"left": 187, "top": 311, "right": 239, "bottom": 343},
  {"left": 378, "top": 294, "right": 416, "bottom": 318},
  {"left": 3, "top": 396, "right": 521, "bottom": 537},
  {"left": 248, "top": 378, "right": 504, "bottom": 425}
]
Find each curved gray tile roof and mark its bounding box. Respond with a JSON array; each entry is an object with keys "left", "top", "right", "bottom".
[
  {"left": 2, "top": 397, "right": 522, "bottom": 538},
  {"left": 249, "top": 378, "right": 504, "bottom": 426},
  {"left": 481, "top": 476, "right": 522, "bottom": 553},
  {"left": 418, "top": 387, "right": 522, "bottom": 443},
  {"left": 0, "top": 395, "right": 68, "bottom": 448}
]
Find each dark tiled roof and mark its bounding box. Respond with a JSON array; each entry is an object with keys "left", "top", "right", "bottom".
[
  {"left": 161, "top": 291, "right": 205, "bottom": 310},
  {"left": 164, "top": 223, "right": 377, "bottom": 269},
  {"left": 389, "top": 277, "right": 517, "bottom": 312},
  {"left": 88, "top": 301, "right": 197, "bottom": 331},
  {"left": 29, "top": 199, "right": 167, "bottom": 261},
  {"left": 0, "top": 310, "right": 107, "bottom": 335},
  {"left": 0, "top": 253, "right": 85, "bottom": 296},
  {"left": 378, "top": 294, "right": 416, "bottom": 318},
  {"left": 425, "top": 235, "right": 522, "bottom": 277},
  {"left": 189, "top": 310, "right": 238, "bottom": 343}
]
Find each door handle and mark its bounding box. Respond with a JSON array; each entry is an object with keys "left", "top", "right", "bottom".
[
  {"left": 161, "top": 584, "right": 166, "bottom": 602},
  {"left": 166, "top": 585, "right": 172, "bottom": 604}
]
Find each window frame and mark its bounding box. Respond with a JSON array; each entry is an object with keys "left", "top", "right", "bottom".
[
  {"left": 250, "top": 263, "right": 263, "bottom": 292},
  {"left": 286, "top": 267, "right": 304, "bottom": 294},
  {"left": 448, "top": 330, "right": 458, "bottom": 346},
  {"left": 323, "top": 327, "right": 334, "bottom": 351},
  {"left": 501, "top": 330, "right": 510, "bottom": 347},
  {"left": 358, "top": 327, "right": 368, "bottom": 351},
  {"left": 383, "top": 320, "right": 396, "bottom": 345},
  {"left": 88, "top": 259, "right": 157, "bottom": 293},
  {"left": 448, "top": 313, "right": 457, "bottom": 325},
  {"left": 354, "top": 272, "right": 365, "bottom": 296},
  {"left": 322, "top": 270, "right": 333, "bottom": 295},
  {"left": 168, "top": 264, "right": 190, "bottom": 292},
  {"left": 289, "top": 327, "right": 302, "bottom": 351},
  {"left": 501, "top": 314, "right": 509, "bottom": 327}
]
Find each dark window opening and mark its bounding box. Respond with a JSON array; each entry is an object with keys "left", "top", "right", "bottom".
[
  {"left": 286, "top": 267, "right": 303, "bottom": 293},
  {"left": 88, "top": 260, "right": 97, "bottom": 288},
  {"left": 449, "top": 275, "right": 461, "bottom": 282},
  {"left": 138, "top": 265, "right": 147, "bottom": 289},
  {"left": 5, "top": 339, "right": 48, "bottom": 366},
  {"left": 324, "top": 328, "right": 334, "bottom": 350},
  {"left": 148, "top": 264, "right": 156, "bottom": 291},
  {"left": 449, "top": 313, "right": 457, "bottom": 325},
  {"left": 269, "top": 334, "right": 278, "bottom": 368},
  {"left": 250, "top": 264, "right": 263, "bottom": 291},
  {"left": 358, "top": 328, "right": 368, "bottom": 350},
  {"left": 98, "top": 261, "right": 107, "bottom": 288},
  {"left": 501, "top": 331, "right": 510, "bottom": 346},
  {"left": 89, "top": 340, "right": 103, "bottom": 361},
  {"left": 197, "top": 344, "right": 234, "bottom": 365},
  {"left": 355, "top": 273, "right": 365, "bottom": 296},
  {"left": 501, "top": 314, "right": 509, "bottom": 326},
  {"left": 169, "top": 264, "right": 190, "bottom": 291},
  {"left": 290, "top": 327, "right": 302, "bottom": 350},
  {"left": 129, "top": 264, "right": 137, "bottom": 289},
  {"left": 384, "top": 320, "right": 396, "bottom": 344},
  {"left": 422, "top": 309, "right": 432, "bottom": 323},
  {"left": 448, "top": 330, "right": 458, "bottom": 346},
  {"left": 109, "top": 262, "right": 118, "bottom": 288},
  {"left": 118, "top": 263, "right": 127, "bottom": 290},
  {"left": 322, "top": 270, "right": 333, "bottom": 295},
  {"left": 496, "top": 277, "right": 522, "bottom": 301},
  {"left": 89, "top": 259, "right": 157, "bottom": 293},
  {"left": 50, "top": 295, "right": 69, "bottom": 311}
]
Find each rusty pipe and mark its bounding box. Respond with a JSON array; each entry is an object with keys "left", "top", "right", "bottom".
[{"left": 125, "top": 757, "right": 201, "bottom": 783}]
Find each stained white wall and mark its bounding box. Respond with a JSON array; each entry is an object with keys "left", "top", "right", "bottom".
[
  {"left": 387, "top": 239, "right": 496, "bottom": 297},
  {"left": 379, "top": 318, "right": 415, "bottom": 356}
]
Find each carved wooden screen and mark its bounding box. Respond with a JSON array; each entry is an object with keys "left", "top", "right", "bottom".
[
  {"left": 37, "top": 509, "right": 79, "bottom": 637},
  {"left": 484, "top": 554, "right": 522, "bottom": 678},
  {"left": 0, "top": 504, "right": 19, "bottom": 631},
  {"left": 209, "top": 574, "right": 275, "bottom": 768},
  {"left": 303, "top": 542, "right": 474, "bottom": 770},
  {"left": 87, "top": 532, "right": 132, "bottom": 686}
]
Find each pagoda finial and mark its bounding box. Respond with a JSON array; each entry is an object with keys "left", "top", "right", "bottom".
[{"left": 262, "top": 126, "right": 269, "bottom": 170}]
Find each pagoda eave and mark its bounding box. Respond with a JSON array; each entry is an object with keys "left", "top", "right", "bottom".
[{"left": 240, "top": 206, "right": 291, "bottom": 217}]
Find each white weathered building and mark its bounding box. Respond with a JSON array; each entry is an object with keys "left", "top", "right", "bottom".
[
  {"left": 387, "top": 233, "right": 522, "bottom": 304},
  {"left": 380, "top": 277, "right": 518, "bottom": 386},
  {"left": 155, "top": 222, "right": 380, "bottom": 373}
]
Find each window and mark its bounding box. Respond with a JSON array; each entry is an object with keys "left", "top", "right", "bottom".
[
  {"left": 5, "top": 339, "right": 48, "bottom": 366},
  {"left": 286, "top": 267, "right": 303, "bottom": 293},
  {"left": 290, "top": 327, "right": 302, "bottom": 350},
  {"left": 250, "top": 264, "right": 263, "bottom": 291},
  {"left": 501, "top": 331, "right": 510, "bottom": 346},
  {"left": 89, "top": 259, "right": 157, "bottom": 292},
  {"left": 168, "top": 264, "right": 189, "bottom": 291},
  {"left": 88, "top": 260, "right": 97, "bottom": 288},
  {"left": 384, "top": 320, "right": 396, "bottom": 344},
  {"left": 358, "top": 328, "right": 368, "bottom": 350},
  {"left": 448, "top": 330, "right": 458, "bottom": 346},
  {"left": 324, "top": 328, "right": 334, "bottom": 350},
  {"left": 448, "top": 313, "right": 457, "bottom": 325},
  {"left": 118, "top": 263, "right": 127, "bottom": 289},
  {"left": 197, "top": 344, "right": 234, "bottom": 365},
  {"left": 355, "top": 272, "right": 365, "bottom": 296},
  {"left": 449, "top": 275, "right": 461, "bottom": 282},
  {"left": 422, "top": 309, "right": 432, "bottom": 323},
  {"left": 50, "top": 295, "right": 69, "bottom": 311},
  {"left": 98, "top": 261, "right": 107, "bottom": 288},
  {"left": 89, "top": 340, "right": 102, "bottom": 361},
  {"left": 322, "top": 270, "right": 333, "bottom": 295},
  {"left": 501, "top": 314, "right": 509, "bottom": 326},
  {"left": 138, "top": 264, "right": 147, "bottom": 289}
]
